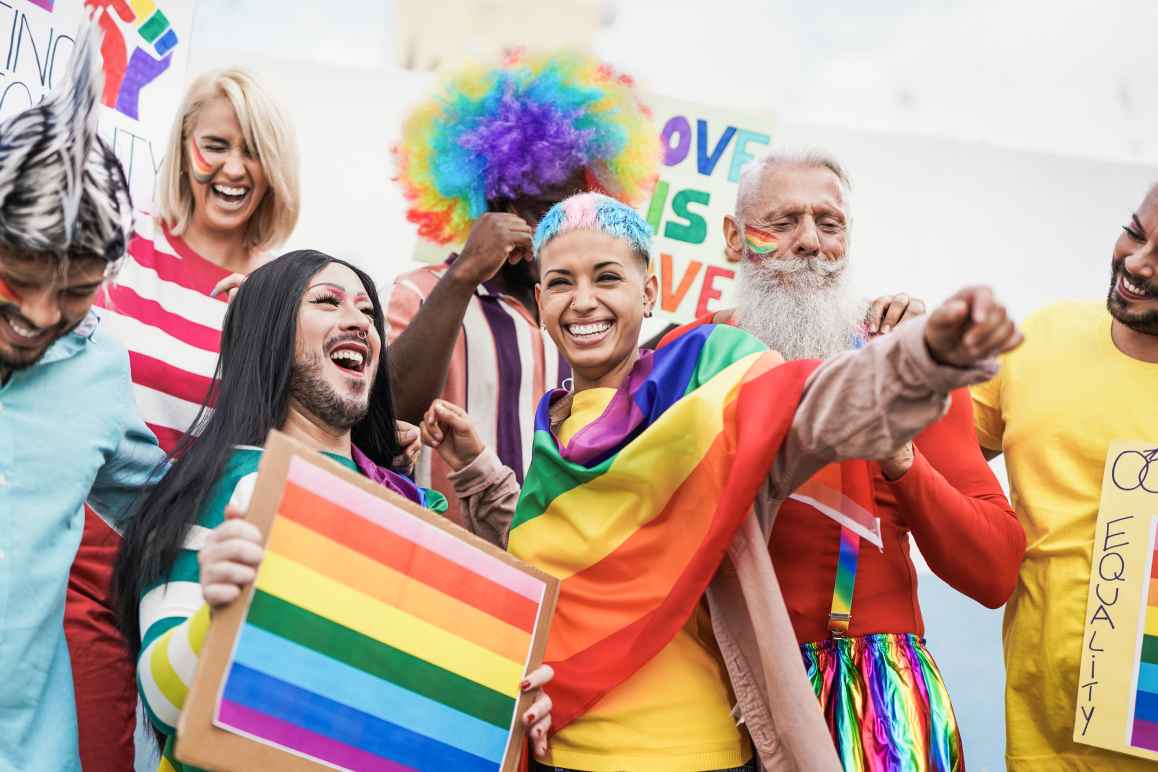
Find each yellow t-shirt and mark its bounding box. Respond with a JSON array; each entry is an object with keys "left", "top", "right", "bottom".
[
  {"left": 547, "top": 388, "right": 751, "bottom": 772},
  {"left": 972, "top": 301, "right": 1158, "bottom": 771}
]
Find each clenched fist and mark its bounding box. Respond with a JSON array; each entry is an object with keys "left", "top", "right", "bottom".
[
  {"left": 450, "top": 213, "right": 534, "bottom": 287},
  {"left": 420, "top": 399, "right": 486, "bottom": 473},
  {"left": 924, "top": 286, "right": 1023, "bottom": 367}
]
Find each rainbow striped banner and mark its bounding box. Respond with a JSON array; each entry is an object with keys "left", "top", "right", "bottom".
[
  {"left": 179, "top": 433, "right": 557, "bottom": 771},
  {"left": 1130, "top": 519, "right": 1158, "bottom": 752},
  {"left": 509, "top": 322, "right": 876, "bottom": 730}
]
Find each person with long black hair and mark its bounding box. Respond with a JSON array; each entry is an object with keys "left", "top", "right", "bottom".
[{"left": 114, "top": 250, "right": 554, "bottom": 771}]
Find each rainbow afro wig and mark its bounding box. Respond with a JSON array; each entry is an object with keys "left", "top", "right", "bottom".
[
  {"left": 394, "top": 50, "right": 660, "bottom": 245},
  {"left": 534, "top": 192, "right": 653, "bottom": 267}
]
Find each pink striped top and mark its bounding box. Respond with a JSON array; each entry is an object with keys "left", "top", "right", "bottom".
[
  {"left": 386, "top": 260, "right": 569, "bottom": 526},
  {"left": 95, "top": 220, "right": 231, "bottom": 453}
]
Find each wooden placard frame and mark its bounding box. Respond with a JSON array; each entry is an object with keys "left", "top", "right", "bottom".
[{"left": 177, "top": 430, "right": 559, "bottom": 771}]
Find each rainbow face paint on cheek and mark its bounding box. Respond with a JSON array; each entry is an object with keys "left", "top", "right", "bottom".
[
  {"left": 743, "top": 224, "right": 778, "bottom": 260},
  {"left": 0, "top": 276, "right": 20, "bottom": 306},
  {"left": 189, "top": 141, "right": 221, "bottom": 183}
]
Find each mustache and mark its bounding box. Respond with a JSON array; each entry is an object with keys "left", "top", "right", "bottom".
[
  {"left": 324, "top": 331, "right": 373, "bottom": 355},
  {"left": 1114, "top": 261, "right": 1158, "bottom": 297},
  {"left": 750, "top": 253, "right": 849, "bottom": 276},
  {"left": 0, "top": 302, "right": 51, "bottom": 334}
]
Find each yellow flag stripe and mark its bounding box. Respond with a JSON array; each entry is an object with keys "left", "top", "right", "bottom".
[{"left": 255, "top": 552, "right": 524, "bottom": 697}]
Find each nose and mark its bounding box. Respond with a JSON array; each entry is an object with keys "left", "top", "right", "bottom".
[
  {"left": 337, "top": 306, "right": 371, "bottom": 338},
  {"left": 793, "top": 217, "right": 820, "bottom": 257},
  {"left": 569, "top": 281, "right": 598, "bottom": 313},
  {"left": 221, "top": 151, "right": 247, "bottom": 180},
  {"left": 1124, "top": 243, "right": 1157, "bottom": 281},
  {"left": 20, "top": 288, "right": 62, "bottom": 330}
]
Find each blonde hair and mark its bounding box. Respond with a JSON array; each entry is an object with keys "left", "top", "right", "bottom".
[{"left": 157, "top": 68, "right": 299, "bottom": 254}]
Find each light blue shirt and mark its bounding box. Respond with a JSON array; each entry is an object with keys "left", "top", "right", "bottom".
[{"left": 0, "top": 311, "right": 165, "bottom": 771}]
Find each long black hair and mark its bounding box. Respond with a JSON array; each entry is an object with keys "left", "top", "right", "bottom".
[{"left": 113, "top": 249, "right": 401, "bottom": 657}]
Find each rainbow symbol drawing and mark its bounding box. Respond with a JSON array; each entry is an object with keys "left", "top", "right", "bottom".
[{"left": 125, "top": 0, "right": 178, "bottom": 57}]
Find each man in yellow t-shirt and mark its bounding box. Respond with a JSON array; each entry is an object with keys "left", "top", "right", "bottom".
[{"left": 972, "top": 182, "right": 1158, "bottom": 770}]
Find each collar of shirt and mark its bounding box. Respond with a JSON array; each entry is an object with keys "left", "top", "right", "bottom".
[{"left": 36, "top": 309, "right": 100, "bottom": 368}]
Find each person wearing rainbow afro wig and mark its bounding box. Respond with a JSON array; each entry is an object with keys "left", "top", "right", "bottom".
[
  {"left": 385, "top": 50, "right": 659, "bottom": 526},
  {"left": 418, "top": 191, "right": 1026, "bottom": 771}
]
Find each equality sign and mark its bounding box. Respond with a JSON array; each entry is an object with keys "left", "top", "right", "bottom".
[
  {"left": 0, "top": 0, "right": 196, "bottom": 212},
  {"left": 178, "top": 431, "right": 559, "bottom": 772},
  {"left": 642, "top": 93, "right": 774, "bottom": 323},
  {"left": 1074, "top": 441, "right": 1158, "bottom": 761}
]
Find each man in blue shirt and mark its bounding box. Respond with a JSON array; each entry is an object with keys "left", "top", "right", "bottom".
[{"left": 0, "top": 21, "right": 165, "bottom": 770}]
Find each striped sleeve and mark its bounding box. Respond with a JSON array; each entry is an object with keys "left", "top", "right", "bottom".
[
  {"left": 137, "top": 472, "right": 257, "bottom": 735},
  {"left": 385, "top": 275, "right": 426, "bottom": 344}
]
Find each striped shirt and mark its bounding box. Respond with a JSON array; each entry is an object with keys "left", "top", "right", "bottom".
[
  {"left": 94, "top": 220, "right": 231, "bottom": 452},
  {"left": 385, "top": 260, "right": 569, "bottom": 525}
]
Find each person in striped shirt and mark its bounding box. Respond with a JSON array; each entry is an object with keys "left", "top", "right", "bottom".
[
  {"left": 113, "top": 251, "right": 553, "bottom": 771},
  {"left": 66, "top": 68, "right": 301, "bottom": 769},
  {"left": 387, "top": 50, "right": 660, "bottom": 526}
]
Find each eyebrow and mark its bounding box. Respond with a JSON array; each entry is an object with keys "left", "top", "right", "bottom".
[{"left": 308, "top": 282, "right": 370, "bottom": 299}]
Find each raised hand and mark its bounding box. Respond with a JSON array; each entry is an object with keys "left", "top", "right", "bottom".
[
  {"left": 924, "top": 286, "right": 1023, "bottom": 368},
  {"left": 450, "top": 213, "right": 533, "bottom": 288},
  {"left": 420, "top": 399, "right": 485, "bottom": 473},
  {"left": 394, "top": 420, "right": 421, "bottom": 474}
]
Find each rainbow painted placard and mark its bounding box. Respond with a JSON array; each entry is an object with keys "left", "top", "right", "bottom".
[
  {"left": 1129, "top": 520, "right": 1158, "bottom": 751},
  {"left": 1073, "top": 440, "right": 1158, "bottom": 762},
  {"left": 178, "top": 431, "right": 558, "bottom": 772}
]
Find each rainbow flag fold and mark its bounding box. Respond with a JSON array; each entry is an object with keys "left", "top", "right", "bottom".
[{"left": 509, "top": 323, "right": 872, "bottom": 730}]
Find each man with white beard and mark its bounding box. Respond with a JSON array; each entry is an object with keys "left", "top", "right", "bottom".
[{"left": 705, "top": 151, "right": 1029, "bottom": 771}]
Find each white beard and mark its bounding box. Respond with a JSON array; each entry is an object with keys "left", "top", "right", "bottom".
[{"left": 734, "top": 256, "right": 867, "bottom": 360}]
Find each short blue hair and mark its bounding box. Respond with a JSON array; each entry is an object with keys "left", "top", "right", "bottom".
[{"left": 532, "top": 192, "right": 653, "bottom": 267}]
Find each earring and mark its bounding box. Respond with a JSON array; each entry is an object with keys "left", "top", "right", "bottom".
[{"left": 645, "top": 309, "right": 653, "bottom": 318}]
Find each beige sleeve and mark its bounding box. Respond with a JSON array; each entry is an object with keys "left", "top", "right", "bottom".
[
  {"left": 767, "top": 317, "right": 1000, "bottom": 498},
  {"left": 446, "top": 447, "right": 520, "bottom": 549}
]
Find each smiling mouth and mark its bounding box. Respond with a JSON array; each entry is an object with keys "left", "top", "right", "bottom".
[
  {"left": 564, "top": 320, "right": 614, "bottom": 344},
  {"left": 211, "top": 183, "right": 251, "bottom": 208},
  {"left": 1118, "top": 272, "right": 1156, "bottom": 301},
  {"left": 0, "top": 311, "right": 52, "bottom": 347},
  {"left": 328, "top": 342, "right": 369, "bottom": 376}
]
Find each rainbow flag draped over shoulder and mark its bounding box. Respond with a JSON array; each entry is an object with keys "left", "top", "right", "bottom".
[{"left": 508, "top": 322, "right": 872, "bottom": 730}]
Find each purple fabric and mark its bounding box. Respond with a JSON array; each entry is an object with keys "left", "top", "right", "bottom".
[
  {"left": 477, "top": 296, "right": 526, "bottom": 483},
  {"left": 559, "top": 353, "right": 654, "bottom": 466},
  {"left": 351, "top": 445, "right": 425, "bottom": 506}
]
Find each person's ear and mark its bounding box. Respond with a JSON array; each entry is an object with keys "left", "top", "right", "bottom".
[
  {"left": 535, "top": 281, "right": 546, "bottom": 330},
  {"left": 642, "top": 270, "right": 659, "bottom": 317},
  {"left": 723, "top": 214, "right": 744, "bottom": 264}
]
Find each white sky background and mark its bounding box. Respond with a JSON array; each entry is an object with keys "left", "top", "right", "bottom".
[
  {"left": 601, "top": 0, "right": 1158, "bottom": 166},
  {"left": 195, "top": 0, "right": 1158, "bottom": 166}
]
